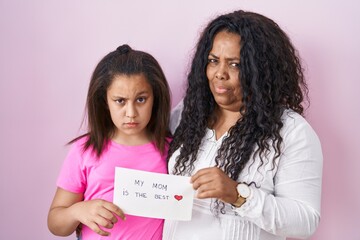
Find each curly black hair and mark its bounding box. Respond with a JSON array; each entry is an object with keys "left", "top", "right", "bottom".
[{"left": 168, "top": 10, "right": 308, "bottom": 182}]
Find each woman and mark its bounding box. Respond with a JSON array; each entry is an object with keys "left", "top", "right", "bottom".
[{"left": 164, "top": 10, "right": 323, "bottom": 240}]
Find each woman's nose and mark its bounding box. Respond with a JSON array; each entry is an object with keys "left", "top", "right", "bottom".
[{"left": 215, "top": 64, "right": 228, "bottom": 80}]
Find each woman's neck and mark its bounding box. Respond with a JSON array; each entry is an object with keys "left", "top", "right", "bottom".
[{"left": 209, "top": 107, "right": 241, "bottom": 140}]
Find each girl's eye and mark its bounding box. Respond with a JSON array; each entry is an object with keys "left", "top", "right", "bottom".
[
  {"left": 137, "top": 97, "right": 146, "bottom": 103},
  {"left": 115, "top": 98, "right": 125, "bottom": 104}
]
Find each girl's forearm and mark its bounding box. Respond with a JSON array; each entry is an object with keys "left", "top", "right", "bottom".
[{"left": 47, "top": 205, "right": 80, "bottom": 236}]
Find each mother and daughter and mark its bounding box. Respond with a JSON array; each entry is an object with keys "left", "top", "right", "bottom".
[{"left": 48, "top": 10, "right": 323, "bottom": 240}]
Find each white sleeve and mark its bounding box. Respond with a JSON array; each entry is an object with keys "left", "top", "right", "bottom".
[
  {"left": 169, "top": 99, "right": 184, "bottom": 134},
  {"left": 235, "top": 114, "right": 323, "bottom": 239}
]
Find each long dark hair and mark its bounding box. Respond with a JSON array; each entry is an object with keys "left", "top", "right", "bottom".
[
  {"left": 71, "top": 44, "right": 171, "bottom": 157},
  {"left": 168, "top": 10, "right": 307, "bottom": 181}
]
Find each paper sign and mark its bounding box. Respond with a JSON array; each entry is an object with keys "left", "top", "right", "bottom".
[{"left": 113, "top": 167, "right": 194, "bottom": 221}]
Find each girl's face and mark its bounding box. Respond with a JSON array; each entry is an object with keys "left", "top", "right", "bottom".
[
  {"left": 206, "top": 31, "right": 243, "bottom": 112},
  {"left": 106, "top": 74, "right": 154, "bottom": 145}
]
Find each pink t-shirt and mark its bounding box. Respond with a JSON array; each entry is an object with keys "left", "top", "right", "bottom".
[{"left": 57, "top": 137, "right": 168, "bottom": 240}]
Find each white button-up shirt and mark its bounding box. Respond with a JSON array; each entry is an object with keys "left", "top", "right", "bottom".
[{"left": 164, "top": 101, "right": 323, "bottom": 240}]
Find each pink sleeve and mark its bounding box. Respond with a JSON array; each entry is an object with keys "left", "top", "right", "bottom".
[{"left": 56, "top": 141, "right": 86, "bottom": 193}]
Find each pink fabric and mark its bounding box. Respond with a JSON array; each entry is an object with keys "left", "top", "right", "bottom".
[{"left": 57, "top": 137, "right": 168, "bottom": 240}]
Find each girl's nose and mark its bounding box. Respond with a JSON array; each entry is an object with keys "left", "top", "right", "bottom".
[{"left": 125, "top": 103, "right": 137, "bottom": 119}]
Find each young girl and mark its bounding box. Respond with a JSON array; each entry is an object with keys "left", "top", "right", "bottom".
[{"left": 47, "top": 44, "right": 171, "bottom": 239}]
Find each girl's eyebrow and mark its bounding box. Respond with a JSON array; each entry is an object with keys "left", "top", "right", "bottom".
[
  {"left": 136, "top": 90, "right": 150, "bottom": 95},
  {"left": 112, "top": 90, "right": 150, "bottom": 99}
]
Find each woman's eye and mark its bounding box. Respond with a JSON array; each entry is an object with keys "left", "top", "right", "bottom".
[
  {"left": 230, "top": 62, "right": 240, "bottom": 68},
  {"left": 208, "top": 58, "right": 217, "bottom": 64},
  {"left": 137, "top": 97, "right": 146, "bottom": 103}
]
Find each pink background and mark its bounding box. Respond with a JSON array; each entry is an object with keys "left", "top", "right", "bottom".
[{"left": 1, "top": 1, "right": 359, "bottom": 239}]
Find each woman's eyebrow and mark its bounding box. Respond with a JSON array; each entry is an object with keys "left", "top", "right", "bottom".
[{"left": 208, "top": 53, "right": 240, "bottom": 61}]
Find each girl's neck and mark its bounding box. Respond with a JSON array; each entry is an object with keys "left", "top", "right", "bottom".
[{"left": 111, "top": 131, "right": 153, "bottom": 146}]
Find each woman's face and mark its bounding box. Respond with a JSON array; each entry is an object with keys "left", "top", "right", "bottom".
[{"left": 206, "top": 31, "right": 242, "bottom": 112}]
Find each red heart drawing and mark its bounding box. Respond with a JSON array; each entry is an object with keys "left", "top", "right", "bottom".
[{"left": 174, "top": 195, "right": 183, "bottom": 201}]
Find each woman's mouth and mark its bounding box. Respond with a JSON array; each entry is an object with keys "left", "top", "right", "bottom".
[{"left": 215, "top": 85, "right": 229, "bottom": 94}]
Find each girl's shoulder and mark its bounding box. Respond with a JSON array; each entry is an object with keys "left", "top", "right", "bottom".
[
  {"left": 66, "top": 135, "right": 100, "bottom": 164},
  {"left": 67, "top": 135, "right": 98, "bottom": 158},
  {"left": 166, "top": 136, "right": 173, "bottom": 143},
  {"left": 69, "top": 135, "right": 90, "bottom": 149}
]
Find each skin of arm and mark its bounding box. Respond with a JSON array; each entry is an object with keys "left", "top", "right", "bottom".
[{"left": 47, "top": 187, "right": 125, "bottom": 237}]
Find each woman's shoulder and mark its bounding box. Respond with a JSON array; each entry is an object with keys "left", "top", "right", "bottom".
[
  {"left": 282, "top": 109, "right": 306, "bottom": 124},
  {"left": 169, "top": 99, "right": 184, "bottom": 134},
  {"left": 281, "top": 109, "right": 320, "bottom": 143},
  {"left": 282, "top": 109, "right": 311, "bottom": 127}
]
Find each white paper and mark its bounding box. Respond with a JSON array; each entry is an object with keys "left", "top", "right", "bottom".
[{"left": 113, "top": 167, "right": 194, "bottom": 221}]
